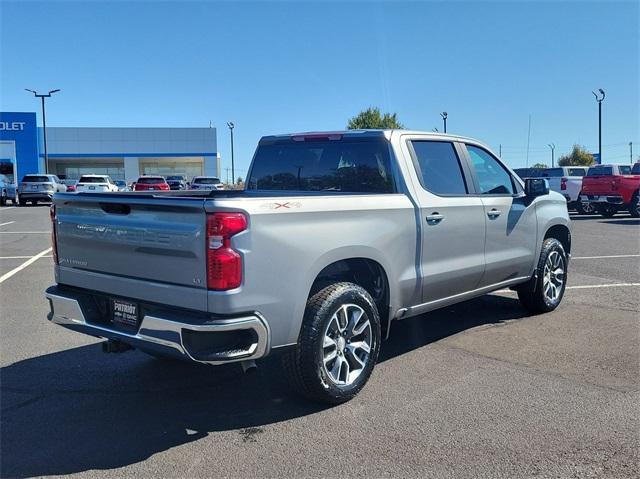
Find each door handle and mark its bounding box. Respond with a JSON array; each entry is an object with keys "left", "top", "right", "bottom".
[
  {"left": 487, "top": 209, "right": 502, "bottom": 219},
  {"left": 426, "top": 213, "right": 444, "bottom": 224}
]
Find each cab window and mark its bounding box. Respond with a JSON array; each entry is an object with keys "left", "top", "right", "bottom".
[
  {"left": 410, "top": 141, "right": 468, "bottom": 195},
  {"left": 466, "top": 145, "right": 515, "bottom": 195}
]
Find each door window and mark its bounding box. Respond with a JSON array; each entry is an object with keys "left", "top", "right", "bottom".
[
  {"left": 466, "top": 145, "right": 515, "bottom": 195},
  {"left": 410, "top": 141, "right": 467, "bottom": 195}
]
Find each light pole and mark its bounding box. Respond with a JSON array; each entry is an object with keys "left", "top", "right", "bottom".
[
  {"left": 548, "top": 143, "right": 555, "bottom": 168},
  {"left": 25, "top": 88, "right": 60, "bottom": 174},
  {"left": 440, "top": 112, "right": 448, "bottom": 133},
  {"left": 630, "top": 142, "right": 633, "bottom": 164},
  {"left": 592, "top": 89, "right": 605, "bottom": 163},
  {"left": 226, "top": 122, "right": 235, "bottom": 186}
]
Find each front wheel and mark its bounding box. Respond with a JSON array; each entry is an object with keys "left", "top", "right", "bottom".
[
  {"left": 283, "top": 282, "right": 381, "bottom": 404},
  {"left": 629, "top": 192, "right": 640, "bottom": 218},
  {"left": 517, "top": 238, "right": 568, "bottom": 314}
]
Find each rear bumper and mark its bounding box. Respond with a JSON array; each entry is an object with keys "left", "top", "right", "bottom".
[
  {"left": 45, "top": 285, "right": 270, "bottom": 365},
  {"left": 19, "top": 192, "right": 54, "bottom": 201},
  {"left": 580, "top": 195, "right": 625, "bottom": 205}
]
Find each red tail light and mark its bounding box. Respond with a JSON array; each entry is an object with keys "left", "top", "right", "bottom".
[
  {"left": 206, "top": 212, "right": 247, "bottom": 290},
  {"left": 50, "top": 205, "right": 58, "bottom": 264},
  {"left": 560, "top": 177, "right": 567, "bottom": 190}
]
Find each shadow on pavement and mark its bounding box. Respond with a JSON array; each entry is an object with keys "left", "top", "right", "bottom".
[{"left": 1, "top": 294, "right": 527, "bottom": 477}]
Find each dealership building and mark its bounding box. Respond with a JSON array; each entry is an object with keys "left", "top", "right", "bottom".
[{"left": 0, "top": 112, "right": 221, "bottom": 184}]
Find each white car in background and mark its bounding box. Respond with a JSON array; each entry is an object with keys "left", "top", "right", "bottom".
[
  {"left": 189, "top": 176, "right": 224, "bottom": 191},
  {"left": 75, "top": 175, "right": 119, "bottom": 193},
  {"left": 538, "top": 167, "right": 591, "bottom": 214}
]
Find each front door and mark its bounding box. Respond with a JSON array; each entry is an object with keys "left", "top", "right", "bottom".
[{"left": 463, "top": 144, "right": 537, "bottom": 286}]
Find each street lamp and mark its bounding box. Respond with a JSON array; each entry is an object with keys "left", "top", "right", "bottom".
[
  {"left": 440, "top": 112, "right": 448, "bottom": 133},
  {"left": 592, "top": 88, "right": 605, "bottom": 163},
  {"left": 226, "top": 122, "right": 235, "bottom": 186},
  {"left": 25, "top": 88, "right": 60, "bottom": 174},
  {"left": 548, "top": 143, "right": 555, "bottom": 168}
]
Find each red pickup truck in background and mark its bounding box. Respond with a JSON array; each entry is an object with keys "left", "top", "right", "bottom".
[{"left": 580, "top": 163, "right": 640, "bottom": 218}]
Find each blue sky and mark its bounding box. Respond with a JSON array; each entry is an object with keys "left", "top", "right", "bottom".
[{"left": 1, "top": 0, "right": 638, "bottom": 177}]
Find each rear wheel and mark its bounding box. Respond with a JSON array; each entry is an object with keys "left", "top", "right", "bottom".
[
  {"left": 629, "top": 192, "right": 640, "bottom": 218},
  {"left": 19, "top": 198, "right": 26, "bottom": 207},
  {"left": 575, "top": 201, "right": 595, "bottom": 215},
  {"left": 597, "top": 204, "right": 617, "bottom": 218},
  {"left": 517, "top": 238, "right": 568, "bottom": 314},
  {"left": 283, "top": 282, "right": 381, "bottom": 404}
]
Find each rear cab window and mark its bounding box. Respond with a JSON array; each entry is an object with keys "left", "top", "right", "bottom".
[
  {"left": 247, "top": 135, "right": 395, "bottom": 193},
  {"left": 632, "top": 163, "right": 640, "bottom": 175},
  {"left": 587, "top": 166, "right": 613, "bottom": 176},
  {"left": 540, "top": 168, "right": 564, "bottom": 178},
  {"left": 619, "top": 165, "right": 631, "bottom": 175},
  {"left": 568, "top": 168, "right": 586, "bottom": 176}
]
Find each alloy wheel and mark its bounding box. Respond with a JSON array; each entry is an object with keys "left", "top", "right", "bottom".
[
  {"left": 543, "top": 250, "right": 565, "bottom": 303},
  {"left": 321, "top": 304, "right": 372, "bottom": 386}
]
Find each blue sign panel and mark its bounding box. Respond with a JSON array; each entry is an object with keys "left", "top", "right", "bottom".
[
  {"left": 592, "top": 153, "right": 601, "bottom": 165},
  {"left": 0, "top": 112, "right": 40, "bottom": 182}
]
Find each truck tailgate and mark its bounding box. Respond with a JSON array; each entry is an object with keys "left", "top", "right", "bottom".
[{"left": 54, "top": 193, "right": 208, "bottom": 289}]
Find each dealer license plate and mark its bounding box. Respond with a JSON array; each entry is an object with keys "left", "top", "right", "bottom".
[{"left": 112, "top": 299, "right": 139, "bottom": 328}]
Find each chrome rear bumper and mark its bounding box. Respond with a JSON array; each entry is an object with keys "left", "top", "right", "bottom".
[{"left": 45, "top": 286, "right": 270, "bottom": 365}]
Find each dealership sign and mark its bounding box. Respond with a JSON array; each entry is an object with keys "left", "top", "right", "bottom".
[{"left": 0, "top": 121, "right": 26, "bottom": 131}]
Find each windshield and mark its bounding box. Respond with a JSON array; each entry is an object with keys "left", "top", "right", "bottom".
[
  {"left": 137, "top": 177, "right": 165, "bottom": 184},
  {"left": 193, "top": 177, "right": 221, "bottom": 184},
  {"left": 22, "top": 175, "right": 50, "bottom": 183},
  {"left": 247, "top": 138, "right": 395, "bottom": 193},
  {"left": 78, "top": 176, "right": 109, "bottom": 183},
  {"left": 166, "top": 176, "right": 185, "bottom": 181},
  {"left": 114, "top": 180, "right": 126, "bottom": 186},
  {"left": 619, "top": 165, "right": 631, "bottom": 175}
]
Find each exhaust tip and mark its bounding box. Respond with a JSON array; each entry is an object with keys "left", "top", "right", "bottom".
[{"left": 240, "top": 359, "right": 257, "bottom": 374}]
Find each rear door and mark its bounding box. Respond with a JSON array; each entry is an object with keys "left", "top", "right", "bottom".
[
  {"left": 462, "top": 144, "right": 537, "bottom": 286},
  {"left": 403, "top": 137, "right": 486, "bottom": 303}
]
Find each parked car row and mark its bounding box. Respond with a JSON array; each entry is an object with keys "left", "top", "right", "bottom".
[
  {"left": 0, "top": 173, "right": 225, "bottom": 206},
  {"left": 514, "top": 163, "right": 640, "bottom": 217}
]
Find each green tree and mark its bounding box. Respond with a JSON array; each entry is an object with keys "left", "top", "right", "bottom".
[
  {"left": 557, "top": 145, "right": 595, "bottom": 167},
  {"left": 347, "top": 107, "right": 404, "bottom": 129},
  {"left": 532, "top": 163, "right": 548, "bottom": 169}
]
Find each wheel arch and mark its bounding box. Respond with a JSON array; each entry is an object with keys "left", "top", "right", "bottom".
[{"left": 544, "top": 223, "right": 571, "bottom": 255}]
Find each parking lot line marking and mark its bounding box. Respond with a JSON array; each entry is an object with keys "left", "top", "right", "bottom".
[
  {"left": 0, "top": 221, "right": 15, "bottom": 227},
  {"left": 572, "top": 254, "right": 640, "bottom": 260},
  {"left": 0, "top": 231, "right": 50, "bottom": 234},
  {"left": 0, "top": 255, "right": 53, "bottom": 259},
  {"left": 496, "top": 283, "right": 640, "bottom": 294},
  {"left": 0, "top": 207, "right": 16, "bottom": 211},
  {"left": 0, "top": 248, "right": 52, "bottom": 284},
  {"left": 566, "top": 283, "right": 640, "bottom": 290}
]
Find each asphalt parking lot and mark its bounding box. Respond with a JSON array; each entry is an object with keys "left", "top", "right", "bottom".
[{"left": 0, "top": 205, "right": 638, "bottom": 478}]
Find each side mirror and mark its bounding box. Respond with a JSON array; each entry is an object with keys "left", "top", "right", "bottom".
[{"left": 525, "top": 178, "right": 549, "bottom": 198}]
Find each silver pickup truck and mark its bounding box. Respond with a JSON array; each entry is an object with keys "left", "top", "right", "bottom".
[{"left": 46, "top": 130, "right": 571, "bottom": 404}]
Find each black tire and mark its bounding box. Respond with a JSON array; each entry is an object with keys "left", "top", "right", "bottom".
[
  {"left": 575, "top": 201, "right": 595, "bottom": 215},
  {"left": 0, "top": 192, "right": 5, "bottom": 206},
  {"left": 597, "top": 205, "right": 617, "bottom": 218},
  {"left": 517, "top": 238, "right": 568, "bottom": 314},
  {"left": 629, "top": 192, "right": 640, "bottom": 218},
  {"left": 19, "top": 199, "right": 26, "bottom": 207},
  {"left": 283, "top": 282, "right": 381, "bottom": 405},
  {"left": 32, "top": 200, "right": 38, "bottom": 206}
]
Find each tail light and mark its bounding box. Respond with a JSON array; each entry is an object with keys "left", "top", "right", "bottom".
[
  {"left": 560, "top": 177, "right": 567, "bottom": 190},
  {"left": 206, "top": 212, "right": 247, "bottom": 290},
  {"left": 50, "top": 205, "right": 58, "bottom": 264}
]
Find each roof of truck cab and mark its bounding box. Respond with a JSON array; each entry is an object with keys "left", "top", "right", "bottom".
[{"left": 259, "top": 129, "right": 480, "bottom": 144}]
